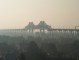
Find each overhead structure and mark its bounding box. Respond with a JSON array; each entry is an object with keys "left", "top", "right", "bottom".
[
  {"left": 25, "top": 21, "right": 53, "bottom": 32},
  {"left": 25, "top": 22, "right": 35, "bottom": 32},
  {"left": 36, "top": 21, "right": 52, "bottom": 32}
]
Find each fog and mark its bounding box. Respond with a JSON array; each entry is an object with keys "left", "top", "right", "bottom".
[{"left": 0, "top": 0, "right": 79, "bottom": 29}]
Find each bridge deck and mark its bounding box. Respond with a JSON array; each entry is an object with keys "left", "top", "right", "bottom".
[{"left": 0, "top": 29, "right": 79, "bottom": 32}]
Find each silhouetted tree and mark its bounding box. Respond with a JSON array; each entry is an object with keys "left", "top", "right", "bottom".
[
  {"left": 19, "top": 52, "right": 26, "bottom": 60},
  {"left": 25, "top": 41, "right": 47, "bottom": 60},
  {"left": 41, "top": 42, "right": 57, "bottom": 56},
  {"left": 5, "top": 52, "right": 17, "bottom": 60},
  {"left": 72, "top": 40, "right": 79, "bottom": 59}
]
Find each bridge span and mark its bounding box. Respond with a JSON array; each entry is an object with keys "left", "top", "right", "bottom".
[
  {"left": 0, "top": 21, "right": 79, "bottom": 33},
  {"left": 0, "top": 28, "right": 79, "bottom": 33}
]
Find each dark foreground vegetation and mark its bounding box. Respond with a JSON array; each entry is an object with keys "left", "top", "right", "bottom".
[{"left": 0, "top": 33, "right": 79, "bottom": 60}]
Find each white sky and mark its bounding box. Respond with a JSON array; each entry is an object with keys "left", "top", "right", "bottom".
[{"left": 0, "top": 0, "right": 79, "bottom": 29}]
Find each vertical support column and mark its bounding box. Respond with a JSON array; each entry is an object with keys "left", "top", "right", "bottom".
[{"left": 40, "top": 29, "right": 42, "bottom": 33}]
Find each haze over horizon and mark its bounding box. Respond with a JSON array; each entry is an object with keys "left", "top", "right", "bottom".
[{"left": 0, "top": 0, "right": 79, "bottom": 29}]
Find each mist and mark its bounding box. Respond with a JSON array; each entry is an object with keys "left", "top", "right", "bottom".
[{"left": 0, "top": 0, "right": 79, "bottom": 29}]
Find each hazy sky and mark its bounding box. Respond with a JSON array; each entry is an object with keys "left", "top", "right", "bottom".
[{"left": 0, "top": 0, "right": 79, "bottom": 29}]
